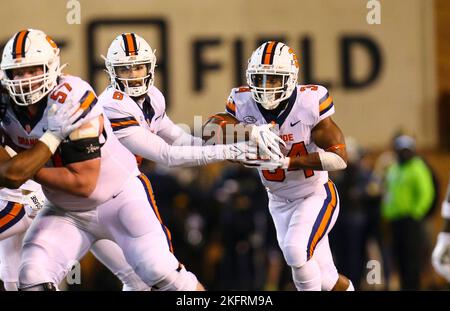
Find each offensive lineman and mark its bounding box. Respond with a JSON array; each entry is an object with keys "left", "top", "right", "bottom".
[{"left": 0, "top": 29, "right": 215, "bottom": 291}]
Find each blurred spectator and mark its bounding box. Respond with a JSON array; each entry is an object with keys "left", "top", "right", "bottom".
[
  {"left": 212, "top": 164, "right": 271, "bottom": 290},
  {"left": 329, "top": 137, "right": 386, "bottom": 290},
  {"left": 382, "top": 135, "right": 436, "bottom": 290}
]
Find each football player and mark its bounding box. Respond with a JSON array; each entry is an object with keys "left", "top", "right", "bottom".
[
  {"left": 209, "top": 41, "right": 354, "bottom": 291},
  {"left": 92, "top": 33, "right": 284, "bottom": 290},
  {"left": 0, "top": 29, "right": 206, "bottom": 291},
  {"left": 99, "top": 32, "right": 282, "bottom": 168}
]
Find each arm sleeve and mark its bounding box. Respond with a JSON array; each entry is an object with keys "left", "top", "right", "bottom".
[
  {"left": 157, "top": 113, "right": 204, "bottom": 146},
  {"left": 119, "top": 125, "right": 229, "bottom": 167},
  {"left": 412, "top": 161, "right": 435, "bottom": 219},
  {"left": 225, "top": 91, "right": 237, "bottom": 116},
  {"left": 316, "top": 86, "right": 335, "bottom": 125}
]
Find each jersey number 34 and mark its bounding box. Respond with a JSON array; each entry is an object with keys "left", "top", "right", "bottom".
[{"left": 262, "top": 142, "right": 314, "bottom": 182}]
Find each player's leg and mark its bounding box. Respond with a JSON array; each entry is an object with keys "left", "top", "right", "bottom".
[
  {"left": 90, "top": 239, "right": 150, "bottom": 291},
  {"left": 0, "top": 231, "right": 26, "bottom": 290},
  {"left": 0, "top": 201, "right": 32, "bottom": 241},
  {"left": 279, "top": 180, "right": 340, "bottom": 291},
  {"left": 98, "top": 174, "right": 203, "bottom": 291},
  {"left": 314, "top": 235, "right": 354, "bottom": 291},
  {"left": 268, "top": 195, "right": 322, "bottom": 290},
  {"left": 18, "top": 205, "right": 95, "bottom": 290}
]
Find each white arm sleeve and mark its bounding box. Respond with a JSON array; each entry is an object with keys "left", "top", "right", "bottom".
[
  {"left": 120, "top": 126, "right": 228, "bottom": 167},
  {"left": 157, "top": 114, "right": 204, "bottom": 146},
  {"left": 318, "top": 151, "right": 347, "bottom": 171}
]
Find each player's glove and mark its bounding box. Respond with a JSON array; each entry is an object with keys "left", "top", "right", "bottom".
[
  {"left": 223, "top": 141, "right": 259, "bottom": 161},
  {"left": 432, "top": 232, "right": 450, "bottom": 282},
  {"left": 249, "top": 124, "right": 286, "bottom": 161},
  {"left": 242, "top": 157, "right": 291, "bottom": 170},
  {"left": 39, "top": 99, "right": 86, "bottom": 153},
  {"left": 22, "top": 188, "right": 45, "bottom": 218}
]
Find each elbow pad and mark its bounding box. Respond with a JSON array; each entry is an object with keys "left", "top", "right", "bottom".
[{"left": 318, "top": 152, "right": 347, "bottom": 171}]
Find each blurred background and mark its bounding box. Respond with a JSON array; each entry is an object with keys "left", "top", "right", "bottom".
[{"left": 0, "top": 0, "right": 449, "bottom": 290}]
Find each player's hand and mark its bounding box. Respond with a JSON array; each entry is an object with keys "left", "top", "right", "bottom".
[
  {"left": 224, "top": 141, "right": 259, "bottom": 161},
  {"left": 249, "top": 124, "right": 286, "bottom": 160},
  {"left": 432, "top": 232, "right": 450, "bottom": 282},
  {"left": 46, "top": 99, "right": 86, "bottom": 140},
  {"left": 242, "top": 157, "right": 291, "bottom": 170},
  {"left": 22, "top": 188, "right": 45, "bottom": 218}
]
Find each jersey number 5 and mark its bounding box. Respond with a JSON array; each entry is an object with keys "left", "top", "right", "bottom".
[
  {"left": 262, "top": 142, "right": 314, "bottom": 182},
  {"left": 49, "top": 83, "right": 72, "bottom": 104}
]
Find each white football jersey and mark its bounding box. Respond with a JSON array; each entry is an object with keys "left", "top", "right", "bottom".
[
  {"left": 0, "top": 75, "right": 140, "bottom": 211},
  {"left": 226, "top": 85, "right": 335, "bottom": 200},
  {"left": 100, "top": 85, "right": 169, "bottom": 139},
  {"left": 100, "top": 84, "right": 200, "bottom": 152}
]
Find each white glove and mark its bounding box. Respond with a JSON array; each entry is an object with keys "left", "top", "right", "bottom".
[
  {"left": 223, "top": 141, "right": 259, "bottom": 161},
  {"left": 22, "top": 188, "right": 45, "bottom": 218},
  {"left": 39, "top": 100, "right": 85, "bottom": 153},
  {"left": 249, "top": 124, "right": 286, "bottom": 160},
  {"left": 432, "top": 232, "right": 450, "bottom": 282},
  {"left": 242, "top": 157, "right": 291, "bottom": 170},
  {"left": 47, "top": 100, "right": 85, "bottom": 140}
]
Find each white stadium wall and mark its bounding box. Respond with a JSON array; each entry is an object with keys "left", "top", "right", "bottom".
[{"left": 0, "top": 0, "right": 437, "bottom": 149}]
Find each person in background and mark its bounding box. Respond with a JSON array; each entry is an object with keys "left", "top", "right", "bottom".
[{"left": 382, "top": 135, "right": 435, "bottom": 290}]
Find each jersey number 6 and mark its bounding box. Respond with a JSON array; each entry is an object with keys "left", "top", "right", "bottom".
[{"left": 262, "top": 141, "right": 314, "bottom": 182}]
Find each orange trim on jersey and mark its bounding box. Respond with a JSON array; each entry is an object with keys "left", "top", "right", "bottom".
[
  {"left": 226, "top": 101, "right": 236, "bottom": 113},
  {"left": 263, "top": 41, "right": 276, "bottom": 65},
  {"left": 14, "top": 30, "right": 28, "bottom": 59},
  {"left": 80, "top": 91, "right": 97, "bottom": 111},
  {"left": 125, "top": 33, "right": 137, "bottom": 56},
  {"left": 319, "top": 95, "right": 333, "bottom": 113},
  {"left": 0, "top": 203, "right": 24, "bottom": 228},
  {"left": 308, "top": 181, "right": 337, "bottom": 259},
  {"left": 110, "top": 120, "right": 139, "bottom": 128}
]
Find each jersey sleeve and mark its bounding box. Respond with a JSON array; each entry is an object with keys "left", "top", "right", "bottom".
[
  {"left": 316, "top": 85, "right": 335, "bottom": 124},
  {"left": 103, "top": 105, "right": 140, "bottom": 140},
  {"left": 225, "top": 90, "right": 237, "bottom": 117}
]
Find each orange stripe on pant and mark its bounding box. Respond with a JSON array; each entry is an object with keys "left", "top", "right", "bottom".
[
  {"left": 0, "top": 202, "right": 25, "bottom": 233},
  {"left": 307, "top": 180, "right": 338, "bottom": 260},
  {"left": 137, "top": 174, "right": 174, "bottom": 253}
]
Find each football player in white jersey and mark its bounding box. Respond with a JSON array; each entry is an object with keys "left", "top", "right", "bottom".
[
  {"left": 0, "top": 29, "right": 215, "bottom": 291},
  {"left": 99, "top": 32, "right": 282, "bottom": 167},
  {"left": 210, "top": 41, "right": 354, "bottom": 291},
  {"left": 0, "top": 150, "right": 148, "bottom": 291},
  {"left": 93, "top": 33, "right": 284, "bottom": 290},
  {"left": 432, "top": 177, "right": 450, "bottom": 282}
]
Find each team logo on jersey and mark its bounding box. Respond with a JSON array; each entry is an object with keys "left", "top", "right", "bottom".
[{"left": 243, "top": 116, "right": 257, "bottom": 124}]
